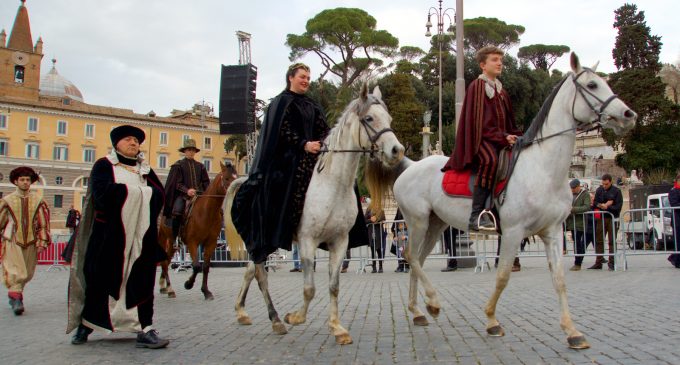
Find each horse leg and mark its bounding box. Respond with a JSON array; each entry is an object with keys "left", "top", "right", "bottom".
[
  {"left": 159, "top": 260, "right": 168, "bottom": 294},
  {"left": 253, "top": 263, "right": 287, "bottom": 335},
  {"left": 235, "top": 261, "right": 256, "bottom": 325},
  {"left": 484, "top": 231, "right": 522, "bottom": 337},
  {"left": 405, "top": 222, "right": 428, "bottom": 326},
  {"left": 419, "top": 219, "right": 447, "bottom": 318},
  {"left": 326, "top": 240, "right": 353, "bottom": 345},
  {"left": 540, "top": 228, "right": 590, "bottom": 349},
  {"left": 406, "top": 218, "right": 445, "bottom": 325},
  {"left": 284, "top": 239, "right": 316, "bottom": 326},
  {"left": 165, "top": 247, "right": 177, "bottom": 298},
  {"left": 184, "top": 241, "right": 200, "bottom": 290},
  {"left": 201, "top": 240, "right": 216, "bottom": 300}
]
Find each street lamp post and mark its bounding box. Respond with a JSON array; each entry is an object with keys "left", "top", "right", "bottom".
[
  {"left": 426, "top": 0, "right": 455, "bottom": 154},
  {"left": 426, "top": 0, "right": 465, "bottom": 153}
]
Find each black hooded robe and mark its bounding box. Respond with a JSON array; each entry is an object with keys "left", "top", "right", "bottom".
[{"left": 232, "top": 90, "right": 368, "bottom": 263}]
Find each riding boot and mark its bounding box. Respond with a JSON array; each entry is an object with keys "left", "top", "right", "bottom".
[
  {"left": 468, "top": 186, "right": 494, "bottom": 231},
  {"left": 171, "top": 216, "right": 181, "bottom": 238}
]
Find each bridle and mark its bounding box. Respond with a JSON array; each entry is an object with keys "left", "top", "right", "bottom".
[
  {"left": 571, "top": 68, "right": 619, "bottom": 128},
  {"left": 316, "top": 100, "right": 395, "bottom": 172},
  {"left": 194, "top": 168, "right": 236, "bottom": 198},
  {"left": 319, "top": 102, "right": 395, "bottom": 157},
  {"left": 520, "top": 68, "right": 620, "bottom": 147}
]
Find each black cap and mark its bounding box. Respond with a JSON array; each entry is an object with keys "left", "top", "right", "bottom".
[
  {"left": 569, "top": 179, "right": 580, "bottom": 188},
  {"left": 110, "top": 125, "right": 145, "bottom": 147}
]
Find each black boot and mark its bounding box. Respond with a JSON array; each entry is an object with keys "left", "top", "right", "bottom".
[
  {"left": 171, "top": 217, "right": 181, "bottom": 238},
  {"left": 469, "top": 187, "right": 494, "bottom": 231},
  {"left": 71, "top": 324, "right": 93, "bottom": 345},
  {"left": 11, "top": 298, "right": 24, "bottom": 315}
]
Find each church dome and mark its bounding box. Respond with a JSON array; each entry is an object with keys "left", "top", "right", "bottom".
[{"left": 39, "top": 59, "right": 84, "bottom": 102}]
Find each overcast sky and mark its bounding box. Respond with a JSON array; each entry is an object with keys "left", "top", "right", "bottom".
[{"left": 2, "top": 0, "right": 677, "bottom": 117}]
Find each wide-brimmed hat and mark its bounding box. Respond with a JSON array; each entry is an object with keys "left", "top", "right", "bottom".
[
  {"left": 10, "top": 166, "right": 39, "bottom": 185},
  {"left": 179, "top": 139, "right": 200, "bottom": 152},
  {"left": 110, "top": 125, "right": 146, "bottom": 147}
]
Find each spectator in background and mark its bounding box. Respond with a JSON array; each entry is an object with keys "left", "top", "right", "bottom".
[
  {"left": 589, "top": 174, "right": 623, "bottom": 270},
  {"left": 391, "top": 209, "right": 409, "bottom": 273},
  {"left": 441, "top": 227, "right": 459, "bottom": 272},
  {"left": 290, "top": 243, "right": 301, "bottom": 272},
  {"left": 668, "top": 174, "right": 680, "bottom": 268},
  {"left": 565, "top": 179, "right": 591, "bottom": 271},
  {"left": 65, "top": 205, "right": 81, "bottom": 235},
  {"left": 365, "top": 208, "right": 387, "bottom": 273}
]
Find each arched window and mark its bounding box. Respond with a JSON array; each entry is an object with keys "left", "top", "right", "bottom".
[{"left": 14, "top": 66, "right": 25, "bottom": 84}]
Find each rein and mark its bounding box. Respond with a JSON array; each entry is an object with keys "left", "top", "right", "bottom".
[
  {"left": 496, "top": 68, "right": 623, "bottom": 205},
  {"left": 517, "top": 68, "right": 620, "bottom": 148}
]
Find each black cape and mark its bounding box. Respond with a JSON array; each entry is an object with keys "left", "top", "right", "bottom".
[{"left": 232, "top": 90, "right": 368, "bottom": 263}]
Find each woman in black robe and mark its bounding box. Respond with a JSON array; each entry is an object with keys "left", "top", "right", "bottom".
[{"left": 232, "top": 63, "right": 330, "bottom": 263}]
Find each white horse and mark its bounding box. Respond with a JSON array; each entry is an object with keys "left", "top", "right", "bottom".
[
  {"left": 390, "top": 53, "right": 636, "bottom": 349},
  {"left": 226, "top": 84, "right": 405, "bottom": 344}
]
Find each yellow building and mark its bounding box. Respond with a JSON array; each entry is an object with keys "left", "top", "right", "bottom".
[{"left": 0, "top": 1, "right": 244, "bottom": 230}]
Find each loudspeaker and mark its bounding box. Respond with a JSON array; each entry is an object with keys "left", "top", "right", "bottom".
[{"left": 219, "top": 64, "right": 257, "bottom": 134}]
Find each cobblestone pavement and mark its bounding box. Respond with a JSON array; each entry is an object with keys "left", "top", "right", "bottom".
[{"left": 1, "top": 254, "right": 678, "bottom": 364}]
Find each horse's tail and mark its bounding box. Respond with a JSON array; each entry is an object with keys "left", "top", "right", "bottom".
[
  {"left": 223, "top": 176, "right": 248, "bottom": 261},
  {"left": 365, "top": 157, "right": 413, "bottom": 216}
]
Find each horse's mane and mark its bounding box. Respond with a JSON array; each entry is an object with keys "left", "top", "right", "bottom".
[{"left": 515, "top": 74, "right": 569, "bottom": 149}]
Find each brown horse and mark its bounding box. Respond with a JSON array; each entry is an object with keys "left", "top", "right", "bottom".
[{"left": 158, "top": 161, "right": 238, "bottom": 300}]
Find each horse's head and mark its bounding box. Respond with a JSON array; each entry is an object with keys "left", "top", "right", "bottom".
[
  {"left": 219, "top": 161, "right": 238, "bottom": 193},
  {"left": 569, "top": 52, "right": 637, "bottom": 135},
  {"left": 351, "top": 83, "right": 405, "bottom": 167}
]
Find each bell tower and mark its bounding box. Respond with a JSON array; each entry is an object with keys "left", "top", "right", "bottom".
[{"left": 0, "top": 0, "right": 43, "bottom": 101}]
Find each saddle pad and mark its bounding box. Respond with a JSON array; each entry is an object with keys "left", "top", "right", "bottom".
[
  {"left": 442, "top": 170, "right": 474, "bottom": 197},
  {"left": 441, "top": 169, "right": 507, "bottom": 198}
]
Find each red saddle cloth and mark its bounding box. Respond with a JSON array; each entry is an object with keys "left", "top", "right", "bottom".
[{"left": 441, "top": 170, "right": 507, "bottom": 197}]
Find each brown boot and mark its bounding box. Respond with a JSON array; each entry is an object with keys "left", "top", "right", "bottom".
[
  {"left": 587, "top": 258, "right": 603, "bottom": 270},
  {"left": 511, "top": 257, "right": 521, "bottom": 272}
]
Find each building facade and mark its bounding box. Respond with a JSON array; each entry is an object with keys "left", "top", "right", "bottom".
[{"left": 0, "top": 1, "right": 243, "bottom": 231}]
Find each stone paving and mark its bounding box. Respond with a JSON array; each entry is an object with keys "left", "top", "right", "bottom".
[{"left": 1, "top": 254, "right": 678, "bottom": 364}]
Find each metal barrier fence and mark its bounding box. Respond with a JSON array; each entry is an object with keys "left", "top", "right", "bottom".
[
  {"left": 618, "top": 206, "right": 679, "bottom": 269},
  {"left": 173, "top": 206, "right": 679, "bottom": 273},
  {"left": 37, "top": 233, "right": 70, "bottom": 271}
]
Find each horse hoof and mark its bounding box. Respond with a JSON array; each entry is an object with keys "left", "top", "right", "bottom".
[
  {"left": 167, "top": 291, "right": 176, "bottom": 298},
  {"left": 413, "top": 316, "right": 429, "bottom": 326},
  {"left": 335, "top": 333, "right": 353, "bottom": 345},
  {"left": 272, "top": 322, "right": 288, "bottom": 335},
  {"left": 204, "top": 293, "right": 214, "bottom": 301},
  {"left": 237, "top": 315, "right": 252, "bottom": 325},
  {"left": 487, "top": 325, "right": 505, "bottom": 337},
  {"left": 184, "top": 281, "right": 194, "bottom": 290},
  {"left": 567, "top": 335, "right": 590, "bottom": 349},
  {"left": 159, "top": 288, "right": 168, "bottom": 294},
  {"left": 426, "top": 304, "right": 440, "bottom": 318},
  {"left": 283, "top": 313, "right": 304, "bottom": 325}
]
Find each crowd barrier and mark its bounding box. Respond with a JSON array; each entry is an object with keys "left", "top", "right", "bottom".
[
  {"left": 170, "top": 206, "right": 679, "bottom": 273},
  {"left": 37, "top": 233, "right": 70, "bottom": 271}
]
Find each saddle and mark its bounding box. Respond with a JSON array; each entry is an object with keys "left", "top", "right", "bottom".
[{"left": 442, "top": 147, "right": 513, "bottom": 198}]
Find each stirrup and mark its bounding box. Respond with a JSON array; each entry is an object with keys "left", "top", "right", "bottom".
[{"left": 476, "top": 209, "right": 497, "bottom": 231}]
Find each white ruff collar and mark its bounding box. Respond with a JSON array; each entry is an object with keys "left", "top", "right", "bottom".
[
  {"left": 107, "top": 150, "right": 151, "bottom": 176},
  {"left": 478, "top": 74, "right": 503, "bottom": 99}
]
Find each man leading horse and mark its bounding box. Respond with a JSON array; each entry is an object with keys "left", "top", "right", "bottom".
[{"left": 164, "top": 139, "right": 210, "bottom": 240}]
